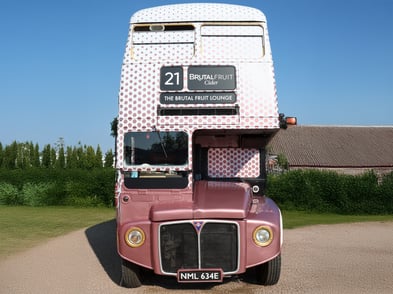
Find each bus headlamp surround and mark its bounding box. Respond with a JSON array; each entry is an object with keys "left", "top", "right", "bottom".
[
  {"left": 253, "top": 226, "right": 273, "bottom": 247},
  {"left": 125, "top": 227, "right": 145, "bottom": 248}
]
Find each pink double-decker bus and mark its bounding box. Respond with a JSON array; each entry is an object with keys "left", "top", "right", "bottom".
[{"left": 115, "top": 3, "right": 295, "bottom": 288}]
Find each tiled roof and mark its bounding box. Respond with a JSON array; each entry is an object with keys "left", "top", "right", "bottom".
[{"left": 268, "top": 126, "right": 393, "bottom": 168}]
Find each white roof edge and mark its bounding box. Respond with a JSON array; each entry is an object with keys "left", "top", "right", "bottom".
[{"left": 130, "top": 3, "right": 266, "bottom": 24}]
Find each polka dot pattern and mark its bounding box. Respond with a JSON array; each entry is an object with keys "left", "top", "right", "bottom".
[
  {"left": 208, "top": 148, "right": 260, "bottom": 178},
  {"left": 130, "top": 3, "right": 266, "bottom": 23},
  {"left": 117, "top": 3, "right": 280, "bottom": 173}
]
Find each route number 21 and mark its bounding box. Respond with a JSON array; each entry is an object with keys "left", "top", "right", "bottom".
[{"left": 160, "top": 66, "right": 183, "bottom": 90}]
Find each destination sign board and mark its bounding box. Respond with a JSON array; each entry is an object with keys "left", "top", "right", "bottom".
[
  {"left": 160, "top": 92, "right": 236, "bottom": 104},
  {"left": 188, "top": 66, "right": 236, "bottom": 90}
]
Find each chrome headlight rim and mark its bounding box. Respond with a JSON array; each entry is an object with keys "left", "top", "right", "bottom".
[
  {"left": 253, "top": 225, "right": 273, "bottom": 247},
  {"left": 125, "top": 227, "right": 145, "bottom": 248}
]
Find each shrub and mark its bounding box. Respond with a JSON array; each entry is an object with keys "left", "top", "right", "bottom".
[
  {"left": 267, "top": 169, "right": 393, "bottom": 214},
  {"left": 377, "top": 172, "right": 393, "bottom": 214},
  {"left": 0, "top": 182, "right": 21, "bottom": 205},
  {"left": 22, "top": 182, "right": 55, "bottom": 206},
  {"left": 0, "top": 168, "right": 115, "bottom": 207}
]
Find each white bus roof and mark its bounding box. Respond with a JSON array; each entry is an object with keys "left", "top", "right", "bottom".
[{"left": 130, "top": 3, "right": 266, "bottom": 24}]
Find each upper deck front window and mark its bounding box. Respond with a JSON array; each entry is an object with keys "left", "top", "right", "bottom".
[
  {"left": 124, "top": 131, "right": 188, "bottom": 166},
  {"left": 201, "top": 24, "right": 265, "bottom": 59},
  {"left": 131, "top": 24, "right": 195, "bottom": 60}
]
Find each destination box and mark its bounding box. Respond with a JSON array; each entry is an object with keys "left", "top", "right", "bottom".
[{"left": 160, "top": 92, "right": 236, "bottom": 104}]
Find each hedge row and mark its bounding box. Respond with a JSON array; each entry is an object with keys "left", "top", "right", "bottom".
[
  {"left": 0, "top": 168, "right": 115, "bottom": 207},
  {"left": 1, "top": 168, "right": 393, "bottom": 214},
  {"left": 267, "top": 170, "right": 393, "bottom": 214}
]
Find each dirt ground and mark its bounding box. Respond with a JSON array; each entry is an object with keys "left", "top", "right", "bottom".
[{"left": 1, "top": 220, "right": 392, "bottom": 294}]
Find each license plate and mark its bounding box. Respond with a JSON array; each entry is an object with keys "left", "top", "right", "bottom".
[{"left": 177, "top": 269, "right": 223, "bottom": 283}]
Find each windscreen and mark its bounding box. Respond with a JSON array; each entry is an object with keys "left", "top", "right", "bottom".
[{"left": 124, "top": 131, "right": 188, "bottom": 166}]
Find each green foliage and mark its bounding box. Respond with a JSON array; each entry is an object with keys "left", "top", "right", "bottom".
[
  {"left": 0, "top": 140, "right": 110, "bottom": 169},
  {"left": 267, "top": 170, "right": 393, "bottom": 214},
  {"left": 0, "top": 168, "right": 115, "bottom": 207},
  {"left": 0, "top": 139, "right": 115, "bottom": 207},
  {"left": 0, "top": 182, "right": 21, "bottom": 205},
  {"left": 22, "top": 182, "right": 55, "bottom": 206},
  {"left": 276, "top": 153, "right": 289, "bottom": 170},
  {"left": 104, "top": 149, "right": 114, "bottom": 167}
]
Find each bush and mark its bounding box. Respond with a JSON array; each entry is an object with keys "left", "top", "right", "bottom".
[
  {"left": 0, "top": 168, "right": 115, "bottom": 207},
  {"left": 377, "top": 172, "right": 393, "bottom": 214},
  {"left": 267, "top": 170, "right": 393, "bottom": 215},
  {"left": 0, "top": 182, "right": 21, "bottom": 205},
  {"left": 22, "top": 182, "right": 55, "bottom": 206}
]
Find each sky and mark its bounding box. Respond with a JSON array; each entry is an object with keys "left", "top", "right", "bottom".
[{"left": 1, "top": 0, "right": 392, "bottom": 153}]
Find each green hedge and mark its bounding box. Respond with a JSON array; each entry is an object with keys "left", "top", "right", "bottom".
[
  {"left": 0, "top": 168, "right": 115, "bottom": 207},
  {"left": 267, "top": 170, "right": 393, "bottom": 214},
  {"left": 1, "top": 168, "right": 392, "bottom": 213}
]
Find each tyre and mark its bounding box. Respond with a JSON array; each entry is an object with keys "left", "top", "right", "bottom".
[
  {"left": 121, "top": 259, "right": 142, "bottom": 288},
  {"left": 255, "top": 254, "right": 281, "bottom": 285}
]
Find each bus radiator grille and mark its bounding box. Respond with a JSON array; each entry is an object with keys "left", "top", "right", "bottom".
[{"left": 159, "top": 222, "right": 238, "bottom": 274}]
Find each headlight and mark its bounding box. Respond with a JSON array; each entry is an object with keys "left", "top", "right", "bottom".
[
  {"left": 253, "top": 226, "right": 273, "bottom": 247},
  {"left": 125, "top": 227, "right": 145, "bottom": 248}
]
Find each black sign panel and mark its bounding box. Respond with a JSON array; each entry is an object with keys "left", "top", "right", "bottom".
[
  {"left": 177, "top": 269, "right": 223, "bottom": 283},
  {"left": 160, "top": 66, "right": 183, "bottom": 90},
  {"left": 160, "top": 92, "right": 236, "bottom": 104},
  {"left": 188, "top": 66, "right": 236, "bottom": 90}
]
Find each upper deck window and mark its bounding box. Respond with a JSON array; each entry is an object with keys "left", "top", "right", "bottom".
[
  {"left": 201, "top": 25, "right": 264, "bottom": 59},
  {"left": 131, "top": 24, "right": 195, "bottom": 60},
  {"left": 124, "top": 131, "right": 188, "bottom": 166}
]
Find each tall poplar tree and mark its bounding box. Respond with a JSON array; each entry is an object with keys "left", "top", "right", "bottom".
[
  {"left": 95, "top": 145, "right": 103, "bottom": 168},
  {"left": 33, "top": 143, "right": 40, "bottom": 167},
  {"left": 42, "top": 144, "right": 51, "bottom": 168},
  {"left": 104, "top": 149, "right": 114, "bottom": 168},
  {"left": 0, "top": 142, "right": 3, "bottom": 168}
]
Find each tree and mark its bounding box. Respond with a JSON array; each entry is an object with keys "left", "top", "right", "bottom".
[
  {"left": 32, "top": 143, "right": 40, "bottom": 167},
  {"left": 66, "top": 146, "right": 77, "bottom": 169},
  {"left": 0, "top": 142, "right": 3, "bottom": 167},
  {"left": 3, "top": 141, "right": 17, "bottom": 169},
  {"left": 57, "top": 146, "right": 66, "bottom": 168},
  {"left": 104, "top": 149, "right": 114, "bottom": 168},
  {"left": 76, "top": 143, "right": 86, "bottom": 168},
  {"left": 16, "top": 142, "right": 31, "bottom": 169},
  {"left": 42, "top": 144, "right": 51, "bottom": 168},
  {"left": 110, "top": 117, "right": 118, "bottom": 167},
  {"left": 50, "top": 146, "right": 57, "bottom": 168},
  {"left": 110, "top": 117, "right": 118, "bottom": 138},
  {"left": 85, "top": 145, "right": 96, "bottom": 169},
  {"left": 95, "top": 145, "right": 103, "bottom": 168}
]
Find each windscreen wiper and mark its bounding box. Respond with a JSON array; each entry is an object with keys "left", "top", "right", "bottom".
[{"left": 153, "top": 126, "right": 168, "bottom": 159}]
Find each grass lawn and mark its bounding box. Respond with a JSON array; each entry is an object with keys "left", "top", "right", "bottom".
[
  {"left": 0, "top": 206, "right": 115, "bottom": 258},
  {"left": 1, "top": 205, "right": 392, "bottom": 259}
]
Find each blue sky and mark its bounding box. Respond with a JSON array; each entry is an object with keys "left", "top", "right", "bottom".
[{"left": 1, "top": 0, "right": 392, "bottom": 152}]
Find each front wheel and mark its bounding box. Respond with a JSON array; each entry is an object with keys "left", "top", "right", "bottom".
[
  {"left": 255, "top": 254, "right": 281, "bottom": 285},
  {"left": 121, "top": 259, "right": 142, "bottom": 288}
]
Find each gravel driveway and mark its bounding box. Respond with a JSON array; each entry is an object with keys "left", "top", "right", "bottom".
[{"left": 1, "top": 220, "right": 392, "bottom": 293}]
